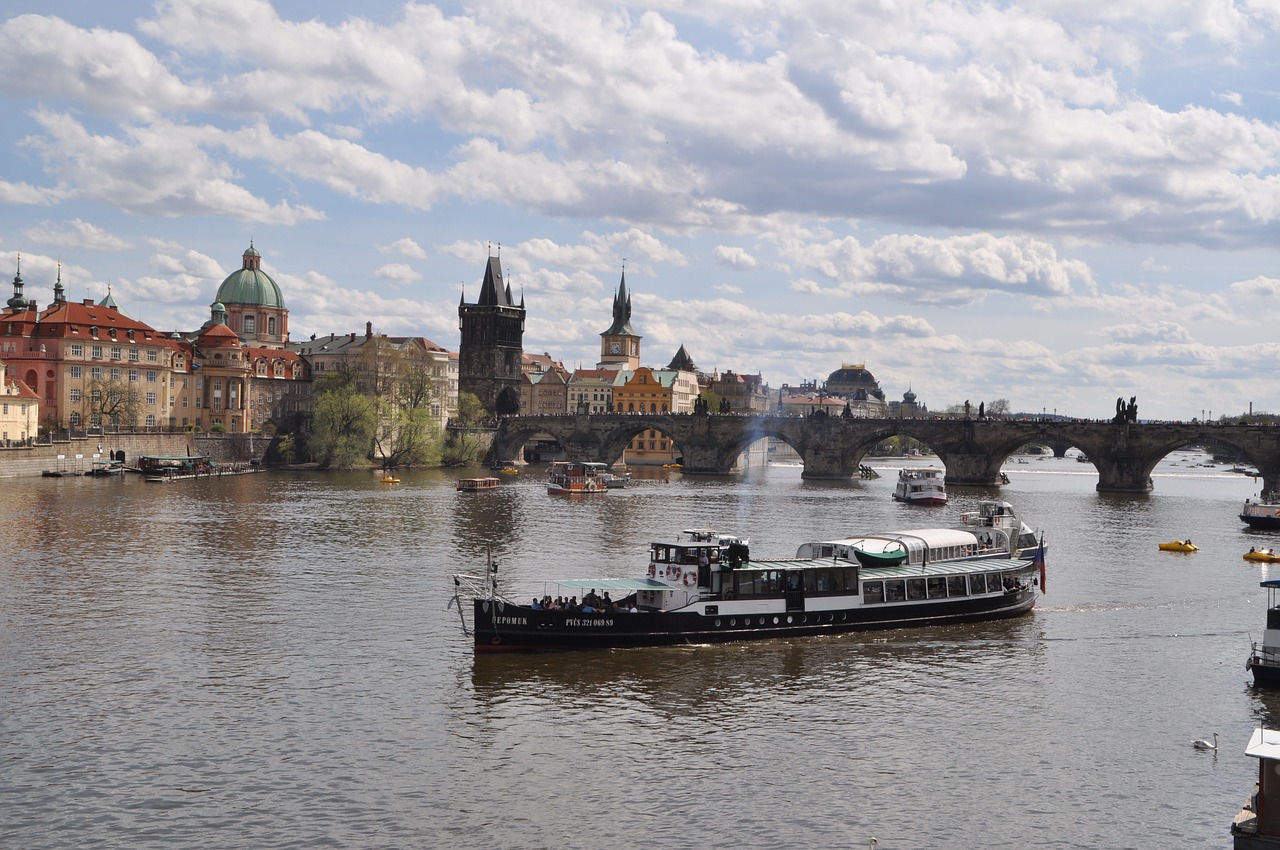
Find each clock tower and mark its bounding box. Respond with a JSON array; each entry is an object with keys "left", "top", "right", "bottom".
[{"left": 597, "top": 271, "right": 641, "bottom": 370}]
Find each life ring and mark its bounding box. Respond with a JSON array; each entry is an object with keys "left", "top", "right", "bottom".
[
  {"left": 648, "top": 563, "right": 656, "bottom": 577},
  {"left": 683, "top": 572, "right": 697, "bottom": 587},
  {"left": 671, "top": 567, "right": 682, "bottom": 581}
]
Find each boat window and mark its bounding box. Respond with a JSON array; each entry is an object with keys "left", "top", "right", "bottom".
[
  {"left": 988, "top": 573, "right": 1004, "bottom": 591},
  {"left": 970, "top": 574, "right": 987, "bottom": 594},
  {"left": 863, "top": 581, "right": 884, "bottom": 604},
  {"left": 884, "top": 580, "right": 906, "bottom": 602},
  {"left": 947, "top": 575, "right": 968, "bottom": 596},
  {"left": 906, "top": 578, "right": 927, "bottom": 600},
  {"left": 927, "top": 577, "right": 948, "bottom": 598}
]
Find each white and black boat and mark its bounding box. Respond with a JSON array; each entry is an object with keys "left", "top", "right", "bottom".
[
  {"left": 1241, "top": 495, "right": 1280, "bottom": 530},
  {"left": 1248, "top": 578, "right": 1280, "bottom": 689},
  {"left": 893, "top": 467, "right": 946, "bottom": 505},
  {"left": 452, "top": 519, "right": 1045, "bottom": 652}
]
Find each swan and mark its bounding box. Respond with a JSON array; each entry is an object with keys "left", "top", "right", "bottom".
[{"left": 1193, "top": 733, "right": 1219, "bottom": 750}]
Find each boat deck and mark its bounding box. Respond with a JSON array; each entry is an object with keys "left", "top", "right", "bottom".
[{"left": 745, "top": 555, "right": 1031, "bottom": 577}]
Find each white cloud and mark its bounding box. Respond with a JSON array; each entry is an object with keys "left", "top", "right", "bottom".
[
  {"left": 23, "top": 218, "right": 131, "bottom": 251},
  {"left": 714, "top": 245, "right": 758, "bottom": 270},
  {"left": 374, "top": 263, "right": 421, "bottom": 285},
  {"left": 379, "top": 237, "right": 427, "bottom": 260}
]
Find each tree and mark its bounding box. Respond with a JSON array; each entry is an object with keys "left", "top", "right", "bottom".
[
  {"left": 308, "top": 374, "right": 377, "bottom": 469},
  {"left": 82, "top": 376, "right": 142, "bottom": 427},
  {"left": 361, "top": 337, "right": 445, "bottom": 468},
  {"left": 443, "top": 391, "right": 487, "bottom": 466},
  {"left": 985, "top": 398, "right": 1012, "bottom": 417}
]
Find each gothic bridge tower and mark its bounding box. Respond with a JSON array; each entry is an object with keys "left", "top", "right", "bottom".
[{"left": 458, "top": 250, "right": 525, "bottom": 415}]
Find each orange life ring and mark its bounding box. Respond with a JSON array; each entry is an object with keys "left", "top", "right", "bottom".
[
  {"left": 672, "top": 567, "right": 682, "bottom": 581},
  {"left": 684, "top": 572, "right": 697, "bottom": 587}
]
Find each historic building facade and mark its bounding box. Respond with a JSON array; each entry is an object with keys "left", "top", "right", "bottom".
[
  {"left": 0, "top": 357, "right": 38, "bottom": 443},
  {"left": 458, "top": 253, "right": 525, "bottom": 416}
]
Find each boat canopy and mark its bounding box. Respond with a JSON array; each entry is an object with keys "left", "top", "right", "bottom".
[
  {"left": 1246, "top": 728, "right": 1280, "bottom": 761},
  {"left": 797, "top": 528, "right": 978, "bottom": 561}
]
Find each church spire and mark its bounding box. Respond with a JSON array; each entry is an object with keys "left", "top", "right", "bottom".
[
  {"left": 53, "top": 259, "right": 65, "bottom": 304},
  {"left": 6, "top": 252, "right": 28, "bottom": 310}
]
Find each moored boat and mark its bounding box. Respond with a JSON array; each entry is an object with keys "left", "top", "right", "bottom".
[
  {"left": 1242, "top": 496, "right": 1280, "bottom": 530},
  {"left": 1229, "top": 728, "right": 1280, "bottom": 847},
  {"left": 457, "top": 476, "right": 501, "bottom": 492},
  {"left": 602, "top": 471, "right": 631, "bottom": 489},
  {"left": 1247, "top": 579, "right": 1280, "bottom": 689},
  {"left": 452, "top": 520, "right": 1044, "bottom": 652},
  {"left": 547, "top": 460, "right": 608, "bottom": 495},
  {"left": 1158, "top": 540, "right": 1199, "bottom": 552},
  {"left": 893, "top": 467, "right": 946, "bottom": 505}
]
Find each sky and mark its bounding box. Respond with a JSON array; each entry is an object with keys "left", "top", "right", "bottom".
[{"left": 2, "top": 1, "right": 1280, "bottom": 421}]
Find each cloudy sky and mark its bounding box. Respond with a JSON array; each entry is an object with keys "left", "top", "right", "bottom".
[{"left": 3, "top": 1, "right": 1280, "bottom": 420}]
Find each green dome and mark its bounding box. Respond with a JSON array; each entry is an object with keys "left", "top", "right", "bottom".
[{"left": 216, "top": 267, "right": 285, "bottom": 309}]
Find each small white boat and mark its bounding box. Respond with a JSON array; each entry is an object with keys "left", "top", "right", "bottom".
[{"left": 893, "top": 467, "right": 946, "bottom": 506}]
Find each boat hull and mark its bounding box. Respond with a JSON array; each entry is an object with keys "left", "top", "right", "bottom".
[
  {"left": 471, "top": 590, "right": 1036, "bottom": 651},
  {"left": 1250, "top": 657, "right": 1280, "bottom": 689},
  {"left": 1242, "top": 514, "right": 1280, "bottom": 530}
]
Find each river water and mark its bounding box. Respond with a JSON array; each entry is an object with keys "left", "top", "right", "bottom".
[{"left": 2, "top": 453, "right": 1277, "bottom": 849}]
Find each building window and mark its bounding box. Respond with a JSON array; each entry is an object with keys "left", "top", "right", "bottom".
[
  {"left": 145, "top": 414, "right": 156, "bottom": 427},
  {"left": 69, "top": 343, "right": 83, "bottom": 357},
  {"left": 268, "top": 316, "right": 276, "bottom": 335},
  {"left": 146, "top": 370, "right": 157, "bottom": 383},
  {"left": 91, "top": 366, "right": 102, "bottom": 379},
  {"left": 146, "top": 392, "right": 156, "bottom": 405},
  {"left": 147, "top": 350, "right": 157, "bottom": 362},
  {"left": 110, "top": 347, "right": 122, "bottom": 360},
  {"left": 129, "top": 349, "right": 139, "bottom": 362},
  {"left": 91, "top": 345, "right": 103, "bottom": 359},
  {"left": 110, "top": 368, "right": 121, "bottom": 380},
  {"left": 70, "top": 366, "right": 82, "bottom": 379},
  {"left": 69, "top": 389, "right": 81, "bottom": 402},
  {"left": 128, "top": 369, "right": 139, "bottom": 382},
  {"left": 70, "top": 412, "right": 81, "bottom": 426},
  {"left": 244, "top": 315, "right": 256, "bottom": 334}
]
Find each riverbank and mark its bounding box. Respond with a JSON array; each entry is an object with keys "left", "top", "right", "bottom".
[{"left": 0, "top": 432, "right": 271, "bottom": 478}]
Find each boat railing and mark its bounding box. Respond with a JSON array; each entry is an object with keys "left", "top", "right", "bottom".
[{"left": 1250, "top": 643, "right": 1280, "bottom": 665}]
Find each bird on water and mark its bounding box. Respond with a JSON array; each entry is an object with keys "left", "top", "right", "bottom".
[{"left": 1192, "top": 732, "right": 1219, "bottom": 750}]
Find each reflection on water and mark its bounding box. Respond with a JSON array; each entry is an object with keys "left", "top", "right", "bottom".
[{"left": 0, "top": 456, "right": 1271, "bottom": 849}]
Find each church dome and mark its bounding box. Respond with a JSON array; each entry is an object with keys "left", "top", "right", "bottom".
[
  {"left": 827, "top": 363, "right": 877, "bottom": 386},
  {"left": 215, "top": 244, "right": 285, "bottom": 309}
]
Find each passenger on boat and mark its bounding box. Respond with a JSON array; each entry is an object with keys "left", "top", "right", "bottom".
[{"left": 531, "top": 598, "right": 542, "bottom": 609}]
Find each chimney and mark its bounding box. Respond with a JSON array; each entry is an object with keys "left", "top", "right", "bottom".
[
  {"left": 83, "top": 298, "right": 94, "bottom": 306},
  {"left": 349, "top": 332, "right": 355, "bottom": 341},
  {"left": 366, "top": 321, "right": 372, "bottom": 340}
]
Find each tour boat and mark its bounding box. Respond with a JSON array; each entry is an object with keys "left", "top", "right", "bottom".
[
  {"left": 1229, "top": 728, "right": 1280, "bottom": 846},
  {"left": 1247, "top": 579, "right": 1280, "bottom": 689},
  {"left": 956, "top": 500, "right": 1044, "bottom": 558},
  {"left": 893, "top": 467, "right": 947, "bottom": 505},
  {"left": 602, "top": 471, "right": 631, "bottom": 489},
  {"left": 1241, "top": 496, "right": 1280, "bottom": 530},
  {"left": 1245, "top": 548, "right": 1280, "bottom": 563},
  {"left": 546, "top": 460, "right": 608, "bottom": 495},
  {"left": 452, "top": 521, "right": 1044, "bottom": 652},
  {"left": 457, "top": 476, "right": 501, "bottom": 492},
  {"left": 1158, "top": 540, "right": 1199, "bottom": 552}
]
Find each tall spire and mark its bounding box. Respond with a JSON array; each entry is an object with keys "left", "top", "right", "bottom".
[
  {"left": 53, "top": 259, "right": 65, "bottom": 304},
  {"left": 6, "top": 252, "right": 27, "bottom": 310},
  {"left": 601, "top": 266, "right": 636, "bottom": 335}
]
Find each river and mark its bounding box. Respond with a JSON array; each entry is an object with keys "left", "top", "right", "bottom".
[{"left": 1, "top": 452, "right": 1276, "bottom": 849}]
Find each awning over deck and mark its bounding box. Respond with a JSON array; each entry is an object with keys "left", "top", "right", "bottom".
[{"left": 545, "top": 578, "right": 674, "bottom": 591}]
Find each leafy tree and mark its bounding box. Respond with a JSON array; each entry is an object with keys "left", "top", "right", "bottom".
[
  {"left": 443, "top": 391, "right": 487, "bottom": 466},
  {"left": 309, "top": 377, "right": 377, "bottom": 469}
]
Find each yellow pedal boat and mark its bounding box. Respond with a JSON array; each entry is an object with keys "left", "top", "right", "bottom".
[
  {"left": 1158, "top": 540, "right": 1199, "bottom": 552},
  {"left": 1245, "top": 548, "right": 1280, "bottom": 563}
]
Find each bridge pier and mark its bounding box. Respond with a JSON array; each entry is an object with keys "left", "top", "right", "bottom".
[
  {"left": 1093, "top": 454, "right": 1155, "bottom": 493},
  {"left": 940, "top": 452, "right": 1004, "bottom": 487}
]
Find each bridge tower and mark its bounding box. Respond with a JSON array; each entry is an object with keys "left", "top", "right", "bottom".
[{"left": 458, "top": 250, "right": 525, "bottom": 416}]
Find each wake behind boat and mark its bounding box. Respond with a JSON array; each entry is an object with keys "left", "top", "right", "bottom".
[{"left": 451, "top": 509, "right": 1045, "bottom": 652}]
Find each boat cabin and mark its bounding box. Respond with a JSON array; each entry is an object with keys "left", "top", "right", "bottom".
[
  {"left": 1233, "top": 728, "right": 1280, "bottom": 848},
  {"left": 457, "top": 477, "right": 501, "bottom": 492}
]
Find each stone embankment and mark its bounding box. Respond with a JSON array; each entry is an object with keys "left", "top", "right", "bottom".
[{"left": 0, "top": 433, "right": 272, "bottom": 478}]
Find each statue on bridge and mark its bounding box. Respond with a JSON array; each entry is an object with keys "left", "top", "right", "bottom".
[
  {"left": 1115, "top": 396, "right": 1138, "bottom": 424},
  {"left": 978, "top": 401, "right": 985, "bottom": 419}
]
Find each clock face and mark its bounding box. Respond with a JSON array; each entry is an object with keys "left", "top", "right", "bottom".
[{"left": 609, "top": 342, "right": 621, "bottom": 354}]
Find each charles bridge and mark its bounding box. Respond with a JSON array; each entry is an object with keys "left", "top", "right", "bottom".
[{"left": 489, "top": 413, "right": 1280, "bottom": 494}]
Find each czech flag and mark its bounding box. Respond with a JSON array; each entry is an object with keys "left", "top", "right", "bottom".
[{"left": 1034, "top": 536, "right": 1046, "bottom": 594}]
